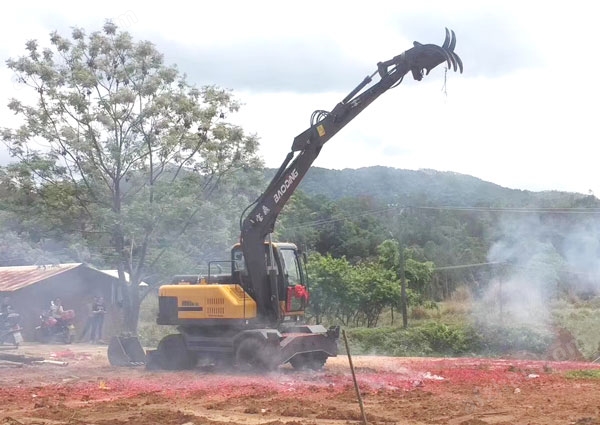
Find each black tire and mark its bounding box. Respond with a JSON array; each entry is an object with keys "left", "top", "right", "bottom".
[
  {"left": 144, "top": 350, "right": 162, "bottom": 370},
  {"left": 156, "top": 334, "right": 196, "bottom": 370},
  {"left": 289, "top": 352, "right": 328, "bottom": 371},
  {"left": 235, "top": 338, "right": 277, "bottom": 372}
]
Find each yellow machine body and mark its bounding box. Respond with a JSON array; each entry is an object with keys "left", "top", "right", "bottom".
[{"left": 158, "top": 283, "right": 257, "bottom": 321}]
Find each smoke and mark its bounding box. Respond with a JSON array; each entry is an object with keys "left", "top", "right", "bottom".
[
  {"left": 561, "top": 219, "right": 600, "bottom": 293},
  {"left": 478, "top": 213, "right": 600, "bottom": 328}
]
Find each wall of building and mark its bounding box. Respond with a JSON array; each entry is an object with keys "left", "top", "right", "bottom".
[{"left": 4, "top": 266, "right": 121, "bottom": 342}]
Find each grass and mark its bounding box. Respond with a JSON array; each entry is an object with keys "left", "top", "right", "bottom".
[
  {"left": 377, "top": 300, "right": 470, "bottom": 328},
  {"left": 437, "top": 300, "right": 472, "bottom": 324},
  {"left": 564, "top": 369, "right": 600, "bottom": 379},
  {"left": 551, "top": 298, "right": 600, "bottom": 360},
  {"left": 345, "top": 320, "right": 553, "bottom": 358}
]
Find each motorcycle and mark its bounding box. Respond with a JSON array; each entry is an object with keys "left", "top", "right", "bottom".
[
  {"left": 0, "top": 311, "right": 24, "bottom": 347},
  {"left": 34, "top": 309, "right": 76, "bottom": 344}
]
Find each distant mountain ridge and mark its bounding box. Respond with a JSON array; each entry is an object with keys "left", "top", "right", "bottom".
[{"left": 265, "top": 166, "right": 596, "bottom": 207}]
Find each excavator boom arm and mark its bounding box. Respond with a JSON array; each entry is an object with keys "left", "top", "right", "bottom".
[{"left": 240, "top": 29, "right": 463, "bottom": 323}]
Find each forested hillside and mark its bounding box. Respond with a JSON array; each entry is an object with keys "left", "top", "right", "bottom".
[
  {"left": 268, "top": 165, "right": 600, "bottom": 337},
  {"left": 270, "top": 166, "right": 598, "bottom": 208}
]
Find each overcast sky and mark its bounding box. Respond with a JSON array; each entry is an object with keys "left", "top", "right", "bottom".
[{"left": 1, "top": 0, "right": 598, "bottom": 196}]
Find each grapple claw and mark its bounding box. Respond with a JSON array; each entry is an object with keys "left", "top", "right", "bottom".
[
  {"left": 442, "top": 47, "right": 457, "bottom": 72},
  {"left": 402, "top": 28, "right": 463, "bottom": 80},
  {"left": 448, "top": 29, "right": 457, "bottom": 52},
  {"left": 442, "top": 28, "right": 451, "bottom": 50},
  {"left": 452, "top": 51, "right": 463, "bottom": 73},
  {"left": 374, "top": 28, "right": 463, "bottom": 83}
]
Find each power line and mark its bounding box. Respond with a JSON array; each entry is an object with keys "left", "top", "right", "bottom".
[
  {"left": 434, "top": 261, "right": 506, "bottom": 271},
  {"left": 413, "top": 205, "right": 600, "bottom": 214},
  {"left": 283, "top": 204, "right": 600, "bottom": 231},
  {"left": 284, "top": 205, "right": 397, "bottom": 230},
  {"left": 432, "top": 261, "right": 600, "bottom": 278}
]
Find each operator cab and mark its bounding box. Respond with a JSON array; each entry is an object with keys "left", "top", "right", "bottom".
[{"left": 231, "top": 242, "right": 309, "bottom": 315}]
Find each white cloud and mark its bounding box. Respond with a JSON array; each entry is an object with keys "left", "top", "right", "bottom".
[{"left": 1, "top": 0, "right": 599, "bottom": 196}]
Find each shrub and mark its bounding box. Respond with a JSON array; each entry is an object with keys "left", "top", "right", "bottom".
[
  {"left": 419, "top": 322, "right": 476, "bottom": 355},
  {"left": 441, "top": 301, "right": 472, "bottom": 319},
  {"left": 410, "top": 306, "right": 431, "bottom": 320},
  {"left": 452, "top": 285, "right": 473, "bottom": 303},
  {"left": 137, "top": 321, "right": 177, "bottom": 347},
  {"left": 345, "top": 323, "right": 478, "bottom": 357},
  {"left": 344, "top": 321, "right": 553, "bottom": 358},
  {"left": 137, "top": 292, "right": 176, "bottom": 347},
  {"left": 345, "top": 326, "right": 433, "bottom": 357},
  {"left": 565, "top": 370, "right": 600, "bottom": 379},
  {"left": 473, "top": 323, "right": 553, "bottom": 355}
]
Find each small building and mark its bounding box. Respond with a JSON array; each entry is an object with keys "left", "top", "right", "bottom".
[{"left": 0, "top": 263, "right": 130, "bottom": 342}]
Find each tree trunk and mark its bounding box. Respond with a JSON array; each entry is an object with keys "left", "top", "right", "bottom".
[
  {"left": 123, "top": 285, "right": 141, "bottom": 333},
  {"left": 116, "top": 275, "right": 141, "bottom": 334}
]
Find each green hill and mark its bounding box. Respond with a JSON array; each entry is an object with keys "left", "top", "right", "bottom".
[{"left": 265, "top": 166, "right": 598, "bottom": 207}]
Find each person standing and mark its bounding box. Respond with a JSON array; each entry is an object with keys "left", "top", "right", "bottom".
[
  {"left": 0, "top": 297, "right": 12, "bottom": 316},
  {"left": 89, "top": 296, "right": 106, "bottom": 344},
  {"left": 79, "top": 296, "right": 96, "bottom": 342},
  {"left": 0, "top": 296, "right": 13, "bottom": 327}
]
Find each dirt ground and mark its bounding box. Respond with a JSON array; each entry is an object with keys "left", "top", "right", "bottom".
[{"left": 1, "top": 343, "right": 600, "bottom": 425}]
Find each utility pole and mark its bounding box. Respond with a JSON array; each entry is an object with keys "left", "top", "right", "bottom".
[
  {"left": 389, "top": 228, "right": 408, "bottom": 329},
  {"left": 399, "top": 242, "right": 408, "bottom": 329}
]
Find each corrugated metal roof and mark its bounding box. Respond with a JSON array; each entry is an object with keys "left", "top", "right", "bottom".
[{"left": 0, "top": 263, "right": 83, "bottom": 292}]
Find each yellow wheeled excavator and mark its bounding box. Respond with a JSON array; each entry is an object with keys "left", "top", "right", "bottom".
[{"left": 108, "top": 28, "right": 463, "bottom": 371}]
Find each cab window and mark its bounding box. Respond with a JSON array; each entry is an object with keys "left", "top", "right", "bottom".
[{"left": 280, "top": 248, "right": 301, "bottom": 286}]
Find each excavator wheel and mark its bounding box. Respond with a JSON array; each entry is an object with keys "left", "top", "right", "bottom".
[
  {"left": 155, "top": 334, "right": 197, "bottom": 370},
  {"left": 235, "top": 337, "right": 278, "bottom": 372},
  {"left": 289, "top": 352, "right": 328, "bottom": 371}
]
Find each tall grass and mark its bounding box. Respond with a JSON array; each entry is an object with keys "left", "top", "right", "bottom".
[{"left": 551, "top": 298, "right": 600, "bottom": 360}]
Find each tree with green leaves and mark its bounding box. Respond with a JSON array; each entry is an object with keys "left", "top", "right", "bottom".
[
  {"left": 306, "top": 251, "right": 401, "bottom": 328},
  {"left": 353, "top": 262, "right": 399, "bottom": 327},
  {"left": 377, "top": 238, "right": 407, "bottom": 326},
  {"left": 306, "top": 252, "right": 358, "bottom": 326},
  {"left": 1, "top": 21, "right": 261, "bottom": 332},
  {"left": 277, "top": 192, "right": 386, "bottom": 261},
  {"left": 0, "top": 158, "right": 92, "bottom": 267}
]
